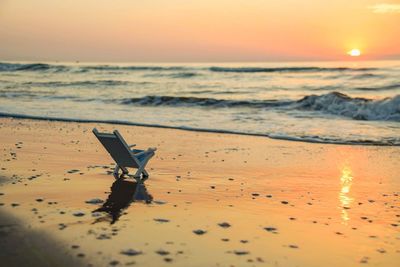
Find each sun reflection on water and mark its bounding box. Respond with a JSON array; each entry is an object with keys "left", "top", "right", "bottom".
[{"left": 339, "top": 166, "right": 353, "bottom": 224}]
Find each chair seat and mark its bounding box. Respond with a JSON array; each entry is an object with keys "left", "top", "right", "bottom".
[{"left": 135, "top": 151, "right": 153, "bottom": 163}]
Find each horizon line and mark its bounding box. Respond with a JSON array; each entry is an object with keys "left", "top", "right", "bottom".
[{"left": 1, "top": 58, "right": 400, "bottom": 64}]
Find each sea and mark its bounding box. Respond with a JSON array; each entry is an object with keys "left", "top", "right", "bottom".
[{"left": 0, "top": 61, "right": 399, "bottom": 146}]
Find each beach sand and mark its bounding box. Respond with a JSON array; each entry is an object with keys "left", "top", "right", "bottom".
[{"left": 0, "top": 117, "right": 399, "bottom": 267}]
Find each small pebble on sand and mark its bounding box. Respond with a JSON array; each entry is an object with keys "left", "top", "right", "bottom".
[
  {"left": 360, "top": 257, "right": 369, "bottom": 264},
  {"left": 85, "top": 198, "right": 104, "bottom": 204},
  {"left": 193, "top": 229, "right": 207, "bottom": 235},
  {"left": 218, "top": 222, "right": 231, "bottom": 228},
  {"left": 233, "top": 250, "right": 249, "bottom": 255},
  {"left": 377, "top": 248, "right": 386, "bottom": 253},
  {"left": 155, "top": 249, "right": 170, "bottom": 256},
  {"left": 121, "top": 249, "right": 142, "bottom": 256},
  {"left": 154, "top": 200, "right": 167, "bottom": 205},
  {"left": 264, "top": 227, "right": 277, "bottom": 233},
  {"left": 154, "top": 218, "right": 170, "bottom": 223},
  {"left": 109, "top": 260, "right": 119, "bottom": 266},
  {"left": 73, "top": 211, "right": 85, "bottom": 217}
]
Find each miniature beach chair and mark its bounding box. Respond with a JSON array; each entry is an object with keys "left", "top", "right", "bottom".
[{"left": 93, "top": 128, "right": 156, "bottom": 181}]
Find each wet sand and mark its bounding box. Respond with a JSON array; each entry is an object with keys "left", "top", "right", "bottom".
[{"left": 0, "top": 117, "right": 399, "bottom": 266}]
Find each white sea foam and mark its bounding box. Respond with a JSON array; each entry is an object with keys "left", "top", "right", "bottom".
[{"left": 296, "top": 92, "right": 400, "bottom": 121}]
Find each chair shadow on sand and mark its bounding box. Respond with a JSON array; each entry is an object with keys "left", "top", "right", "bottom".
[{"left": 92, "top": 179, "right": 153, "bottom": 224}]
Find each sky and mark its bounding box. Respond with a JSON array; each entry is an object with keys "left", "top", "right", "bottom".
[{"left": 0, "top": 0, "right": 399, "bottom": 62}]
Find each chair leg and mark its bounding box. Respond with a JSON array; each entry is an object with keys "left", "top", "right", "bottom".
[
  {"left": 113, "top": 165, "right": 120, "bottom": 179},
  {"left": 121, "top": 166, "right": 129, "bottom": 175},
  {"left": 133, "top": 165, "right": 146, "bottom": 182},
  {"left": 113, "top": 165, "right": 129, "bottom": 179},
  {"left": 134, "top": 153, "right": 153, "bottom": 181},
  {"left": 142, "top": 170, "right": 149, "bottom": 181}
]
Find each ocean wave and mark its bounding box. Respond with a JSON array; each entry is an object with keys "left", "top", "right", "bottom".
[
  {"left": 143, "top": 72, "right": 199, "bottom": 78},
  {"left": 168, "top": 72, "right": 198, "bottom": 78},
  {"left": 296, "top": 92, "right": 400, "bottom": 121},
  {"left": 349, "top": 73, "right": 384, "bottom": 79},
  {"left": 120, "top": 93, "right": 400, "bottom": 122},
  {"left": 209, "top": 66, "right": 377, "bottom": 73},
  {"left": 0, "top": 62, "right": 190, "bottom": 73},
  {"left": 22, "top": 80, "right": 135, "bottom": 87},
  {"left": 120, "top": 95, "right": 291, "bottom": 108},
  {"left": 85, "top": 65, "right": 188, "bottom": 71},
  {"left": 0, "top": 62, "right": 67, "bottom": 72},
  {"left": 0, "top": 90, "right": 94, "bottom": 101},
  {"left": 353, "top": 83, "right": 400, "bottom": 91}
]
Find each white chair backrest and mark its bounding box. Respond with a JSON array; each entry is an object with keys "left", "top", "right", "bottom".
[{"left": 93, "top": 128, "right": 139, "bottom": 168}]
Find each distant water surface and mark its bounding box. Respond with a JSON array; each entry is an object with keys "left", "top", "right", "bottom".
[{"left": 0, "top": 61, "right": 399, "bottom": 145}]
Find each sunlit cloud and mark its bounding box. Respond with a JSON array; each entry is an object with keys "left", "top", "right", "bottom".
[{"left": 368, "top": 3, "right": 400, "bottom": 13}]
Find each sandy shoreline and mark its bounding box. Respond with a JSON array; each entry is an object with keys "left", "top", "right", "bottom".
[
  {"left": 0, "top": 112, "right": 396, "bottom": 146},
  {"left": 0, "top": 117, "right": 399, "bottom": 266}
]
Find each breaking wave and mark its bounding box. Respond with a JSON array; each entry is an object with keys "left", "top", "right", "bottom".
[
  {"left": 121, "top": 92, "right": 400, "bottom": 122},
  {"left": 295, "top": 92, "right": 400, "bottom": 121}
]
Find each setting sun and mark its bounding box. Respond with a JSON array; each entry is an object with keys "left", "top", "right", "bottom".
[{"left": 348, "top": 49, "right": 361, "bottom": 57}]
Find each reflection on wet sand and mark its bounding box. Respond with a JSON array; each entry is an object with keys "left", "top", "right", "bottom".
[
  {"left": 339, "top": 165, "right": 354, "bottom": 224},
  {"left": 92, "top": 179, "right": 153, "bottom": 224}
]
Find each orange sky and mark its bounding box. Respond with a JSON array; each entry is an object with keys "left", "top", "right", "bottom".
[{"left": 0, "top": 0, "right": 399, "bottom": 62}]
